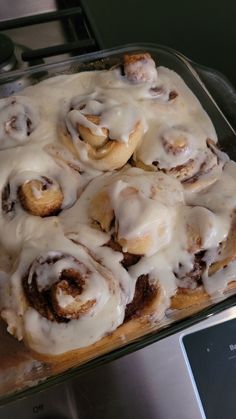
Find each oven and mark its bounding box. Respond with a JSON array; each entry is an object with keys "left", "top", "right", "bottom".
[{"left": 0, "top": 2, "right": 236, "bottom": 418}]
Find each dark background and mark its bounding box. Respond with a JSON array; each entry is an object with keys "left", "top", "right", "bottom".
[
  {"left": 82, "top": 0, "right": 236, "bottom": 85},
  {"left": 183, "top": 319, "right": 236, "bottom": 419}
]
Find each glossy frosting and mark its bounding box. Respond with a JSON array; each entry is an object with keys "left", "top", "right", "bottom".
[{"left": 0, "top": 55, "right": 235, "bottom": 356}]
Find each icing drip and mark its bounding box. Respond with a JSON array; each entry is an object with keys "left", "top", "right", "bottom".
[
  {"left": 0, "top": 96, "right": 39, "bottom": 150},
  {"left": 0, "top": 53, "right": 235, "bottom": 357}
]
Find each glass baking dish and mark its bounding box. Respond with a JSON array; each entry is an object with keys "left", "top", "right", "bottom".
[{"left": 1, "top": 43, "right": 236, "bottom": 405}]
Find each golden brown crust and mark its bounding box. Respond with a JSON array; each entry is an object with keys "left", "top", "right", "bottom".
[
  {"left": 171, "top": 286, "right": 209, "bottom": 309},
  {"left": 77, "top": 114, "right": 109, "bottom": 147},
  {"left": 60, "top": 118, "right": 143, "bottom": 171},
  {"left": 132, "top": 159, "right": 154, "bottom": 172},
  {"left": 89, "top": 190, "right": 114, "bottom": 232},
  {"left": 18, "top": 178, "right": 63, "bottom": 217},
  {"left": 124, "top": 53, "right": 155, "bottom": 83},
  {"left": 124, "top": 53, "right": 153, "bottom": 67},
  {"left": 171, "top": 281, "right": 236, "bottom": 310},
  {"left": 186, "top": 223, "right": 202, "bottom": 254}
]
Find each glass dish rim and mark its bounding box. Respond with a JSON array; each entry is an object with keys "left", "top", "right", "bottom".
[{"left": 1, "top": 42, "right": 236, "bottom": 406}]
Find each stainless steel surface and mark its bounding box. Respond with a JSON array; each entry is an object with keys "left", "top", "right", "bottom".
[
  {"left": 0, "top": 382, "right": 78, "bottom": 419},
  {"left": 2, "top": 308, "right": 236, "bottom": 419},
  {"left": 0, "top": 0, "right": 70, "bottom": 65},
  {"left": 0, "top": 0, "right": 57, "bottom": 20},
  {"left": 0, "top": 0, "right": 94, "bottom": 66}
]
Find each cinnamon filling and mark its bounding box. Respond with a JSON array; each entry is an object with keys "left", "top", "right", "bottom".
[
  {"left": 26, "top": 117, "right": 32, "bottom": 135},
  {"left": 182, "top": 140, "right": 220, "bottom": 186},
  {"left": 169, "top": 90, "right": 178, "bottom": 100},
  {"left": 23, "top": 255, "right": 89, "bottom": 323},
  {"left": 5, "top": 116, "right": 17, "bottom": 133},
  {"left": 175, "top": 252, "right": 206, "bottom": 289},
  {"left": 1, "top": 183, "right": 15, "bottom": 214},
  {"left": 162, "top": 134, "right": 187, "bottom": 156},
  {"left": 125, "top": 275, "right": 158, "bottom": 320},
  {"left": 166, "top": 158, "right": 195, "bottom": 180},
  {"left": 105, "top": 237, "right": 141, "bottom": 269},
  {"left": 5, "top": 114, "right": 33, "bottom": 136}
]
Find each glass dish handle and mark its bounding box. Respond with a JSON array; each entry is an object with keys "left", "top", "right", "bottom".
[{"left": 191, "top": 61, "right": 236, "bottom": 130}]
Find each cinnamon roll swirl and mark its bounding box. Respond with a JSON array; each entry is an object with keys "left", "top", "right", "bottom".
[
  {"left": 0, "top": 96, "right": 39, "bottom": 150},
  {"left": 134, "top": 124, "right": 227, "bottom": 192},
  {"left": 0, "top": 238, "right": 126, "bottom": 358},
  {"left": 0, "top": 147, "right": 82, "bottom": 223},
  {"left": 2, "top": 173, "right": 63, "bottom": 218},
  {"left": 59, "top": 94, "right": 144, "bottom": 171},
  {"left": 0, "top": 145, "right": 82, "bottom": 254}
]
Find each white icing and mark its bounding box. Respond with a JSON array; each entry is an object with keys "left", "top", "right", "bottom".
[
  {"left": 0, "top": 148, "right": 81, "bottom": 252},
  {"left": 0, "top": 96, "right": 39, "bottom": 150},
  {"left": 108, "top": 179, "right": 176, "bottom": 256},
  {"left": 66, "top": 94, "right": 142, "bottom": 143},
  {"left": 1, "top": 236, "right": 126, "bottom": 354},
  {"left": 134, "top": 66, "right": 217, "bottom": 173},
  {"left": 184, "top": 206, "right": 230, "bottom": 249},
  {"left": 187, "top": 160, "right": 236, "bottom": 212},
  {"left": 203, "top": 261, "right": 236, "bottom": 296},
  {"left": 0, "top": 56, "right": 235, "bottom": 357},
  {"left": 124, "top": 55, "right": 158, "bottom": 83}
]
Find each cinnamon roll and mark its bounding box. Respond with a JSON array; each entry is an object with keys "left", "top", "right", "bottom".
[
  {"left": 134, "top": 124, "right": 227, "bottom": 192},
  {"left": 4, "top": 237, "right": 168, "bottom": 361},
  {"left": 0, "top": 96, "right": 39, "bottom": 150},
  {"left": 123, "top": 53, "right": 158, "bottom": 83},
  {"left": 203, "top": 211, "right": 236, "bottom": 293},
  {"left": 171, "top": 252, "right": 208, "bottom": 309},
  {"left": 0, "top": 144, "right": 82, "bottom": 255},
  {"left": 2, "top": 173, "right": 63, "bottom": 218},
  {"left": 0, "top": 145, "right": 82, "bottom": 223},
  {"left": 171, "top": 205, "right": 234, "bottom": 309},
  {"left": 122, "top": 53, "right": 178, "bottom": 102},
  {"left": 59, "top": 94, "right": 144, "bottom": 171},
  {"left": 0, "top": 50, "right": 236, "bottom": 368},
  {"left": 80, "top": 167, "right": 184, "bottom": 257},
  {"left": 0, "top": 237, "right": 126, "bottom": 359}
]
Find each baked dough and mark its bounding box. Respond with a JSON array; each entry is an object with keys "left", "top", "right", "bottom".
[{"left": 0, "top": 52, "right": 235, "bottom": 363}]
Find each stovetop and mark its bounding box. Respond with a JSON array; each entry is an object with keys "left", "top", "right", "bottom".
[
  {"left": 0, "top": 0, "right": 235, "bottom": 129},
  {"left": 0, "top": 0, "right": 98, "bottom": 72}
]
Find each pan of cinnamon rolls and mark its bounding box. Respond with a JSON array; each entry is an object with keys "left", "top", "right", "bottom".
[{"left": 0, "top": 47, "right": 236, "bottom": 370}]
